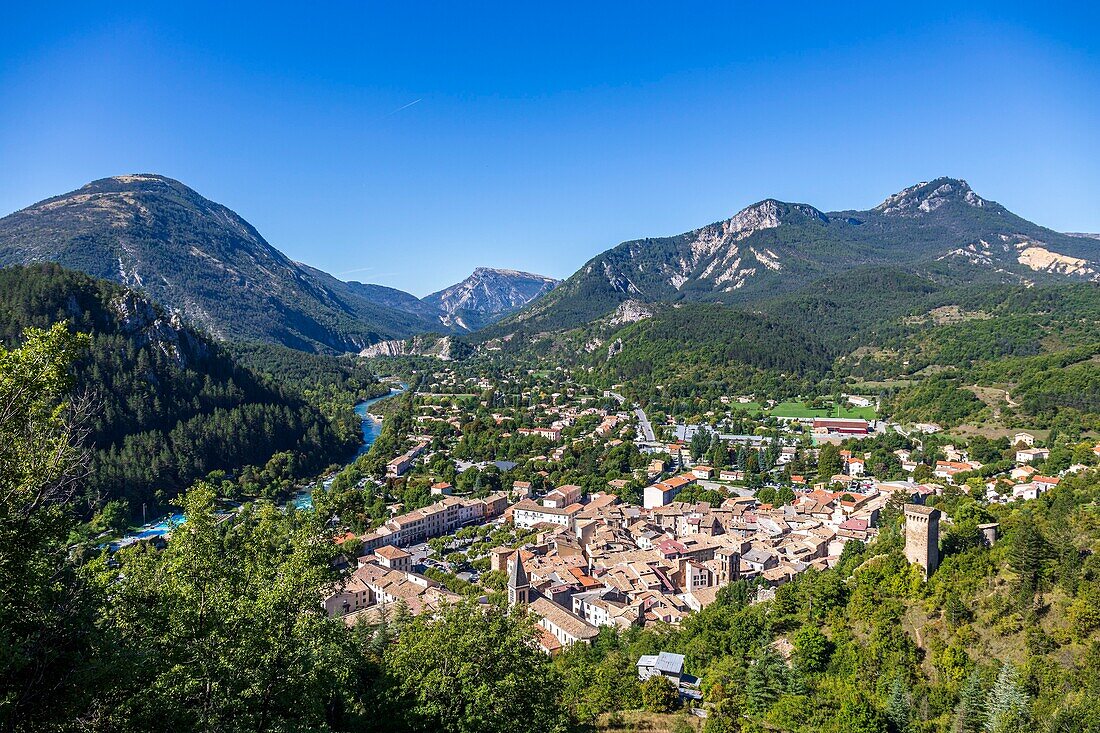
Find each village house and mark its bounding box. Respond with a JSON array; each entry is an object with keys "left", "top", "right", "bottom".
[
  {"left": 512, "top": 499, "right": 583, "bottom": 530},
  {"left": 643, "top": 474, "right": 697, "bottom": 509},
  {"left": 543, "top": 484, "right": 582, "bottom": 508},
  {"left": 1013, "top": 432, "right": 1036, "bottom": 447},
  {"left": 690, "top": 465, "right": 714, "bottom": 479},
  {"left": 518, "top": 427, "right": 563, "bottom": 441},
  {"left": 934, "top": 460, "right": 981, "bottom": 483},
  {"left": 637, "top": 652, "right": 686, "bottom": 684},
  {"left": 373, "top": 544, "right": 412, "bottom": 572},
  {"left": 324, "top": 560, "right": 462, "bottom": 622},
  {"left": 1016, "top": 447, "right": 1050, "bottom": 464}
]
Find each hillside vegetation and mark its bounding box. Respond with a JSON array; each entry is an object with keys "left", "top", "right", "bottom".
[{"left": 0, "top": 264, "right": 366, "bottom": 520}]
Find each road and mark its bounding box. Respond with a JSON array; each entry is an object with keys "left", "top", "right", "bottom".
[
  {"left": 634, "top": 406, "right": 656, "bottom": 443},
  {"left": 609, "top": 390, "right": 656, "bottom": 443}
]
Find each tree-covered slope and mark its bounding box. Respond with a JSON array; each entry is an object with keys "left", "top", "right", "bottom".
[{"left": 0, "top": 263, "right": 361, "bottom": 516}]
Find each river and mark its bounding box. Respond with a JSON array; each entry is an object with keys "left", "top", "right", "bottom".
[
  {"left": 112, "top": 384, "right": 405, "bottom": 547},
  {"left": 289, "top": 385, "right": 404, "bottom": 509}
]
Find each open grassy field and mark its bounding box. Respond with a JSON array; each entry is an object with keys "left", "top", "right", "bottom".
[
  {"left": 948, "top": 425, "right": 1053, "bottom": 442},
  {"left": 769, "top": 401, "right": 876, "bottom": 420},
  {"left": 596, "top": 710, "right": 702, "bottom": 732},
  {"left": 847, "top": 379, "right": 914, "bottom": 390}
]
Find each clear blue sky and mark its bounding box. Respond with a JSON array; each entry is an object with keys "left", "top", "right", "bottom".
[{"left": 2, "top": 2, "right": 1098, "bottom": 296}]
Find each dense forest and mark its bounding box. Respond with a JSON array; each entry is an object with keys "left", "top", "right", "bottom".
[
  {"left": 0, "top": 264, "right": 370, "bottom": 521},
  {"left": 597, "top": 303, "right": 833, "bottom": 398}
]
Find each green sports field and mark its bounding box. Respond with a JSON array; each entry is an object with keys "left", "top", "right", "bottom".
[{"left": 768, "top": 401, "right": 876, "bottom": 420}]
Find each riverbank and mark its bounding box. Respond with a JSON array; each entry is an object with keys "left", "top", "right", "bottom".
[{"left": 110, "top": 384, "right": 406, "bottom": 547}]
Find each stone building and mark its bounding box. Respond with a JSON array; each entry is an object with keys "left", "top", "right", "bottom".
[
  {"left": 507, "top": 553, "right": 531, "bottom": 607},
  {"left": 904, "top": 503, "right": 940, "bottom": 579}
]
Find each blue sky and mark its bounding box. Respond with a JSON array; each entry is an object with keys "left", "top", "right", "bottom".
[{"left": 2, "top": 3, "right": 1098, "bottom": 296}]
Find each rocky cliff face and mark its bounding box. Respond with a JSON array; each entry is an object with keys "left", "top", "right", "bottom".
[
  {"left": 874, "top": 178, "right": 987, "bottom": 216},
  {"left": 359, "top": 335, "right": 456, "bottom": 360},
  {"left": 110, "top": 290, "right": 206, "bottom": 367},
  {"left": 608, "top": 300, "right": 653, "bottom": 326}
]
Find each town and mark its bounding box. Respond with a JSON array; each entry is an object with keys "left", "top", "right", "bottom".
[{"left": 320, "top": 362, "right": 1092, "bottom": 664}]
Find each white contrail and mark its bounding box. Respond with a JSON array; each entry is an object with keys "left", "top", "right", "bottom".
[{"left": 386, "top": 98, "right": 422, "bottom": 116}]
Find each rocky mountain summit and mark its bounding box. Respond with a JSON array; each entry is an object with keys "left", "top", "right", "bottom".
[
  {"left": 490, "top": 177, "right": 1100, "bottom": 335},
  {"left": 873, "top": 178, "right": 987, "bottom": 216},
  {"left": 0, "top": 175, "right": 444, "bottom": 351}
]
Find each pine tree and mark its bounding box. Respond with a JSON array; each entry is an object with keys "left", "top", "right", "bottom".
[
  {"left": 691, "top": 427, "right": 711, "bottom": 461},
  {"left": 984, "top": 664, "right": 1029, "bottom": 733},
  {"left": 818, "top": 443, "right": 843, "bottom": 479},
  {"left": 786, "top": 665, "right": 808, "bottom": 697},
  {"left": 945, "top": 592, "right": 971, "bottom": 628},
  {"left": 710, "top": 440, "right": 728, "bottom": 469},
  {"left": 1010, "top": 519, "right": 1051, "bottom": 604},
  {"left": 744, "top": 647, "right": 786, "bottom": 713},
  {"left": 886, "top": 677, "right": 911, "bottom": 733}
]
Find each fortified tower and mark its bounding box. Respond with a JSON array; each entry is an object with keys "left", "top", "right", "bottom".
[{"left": 904, "top": 503, "right": 941, "bottom": 579}]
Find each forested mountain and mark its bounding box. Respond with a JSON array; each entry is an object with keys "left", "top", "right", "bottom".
[
  {"left": 422, "top": 267, "right": 559, "bottom": 331},
  {"left": 492, "top": 178, "right": 1100, "bottom": 334},
  {"left": 0, "top": 263, "right": 364, "bottom": 516},
  {"left": 0, "top": 175, "right": 443, "bottom": 352},
  {"left": 476, "top": 261, "right": 1100, "bottom": 432}
]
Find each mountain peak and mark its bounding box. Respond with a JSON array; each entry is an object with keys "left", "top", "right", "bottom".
[
  {"left": 728, "top": 199, "right": 828, "bottom": 229},
  {"left": 77, "top": 173, "right": 195, "bottom": 196},
  {"left": 874, "top": 177, "right": 987, "bottom": 216},
  {"left": 423, "top": 267, "right": 558, "bottom": 330},
  {"left": 693, "top": 199, "right": 827, "bottom": 248},
  {"left": 0, "top": 174, "right": 446, "bottom": 351},
  {"left": 470, "top": 266, "right": 556, "bottom": 283}
]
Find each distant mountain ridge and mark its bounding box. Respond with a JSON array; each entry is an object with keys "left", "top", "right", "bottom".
[
  {"left": 0, "top": 175, "right": 556, "bottom": 351},
  {"left": 422, "top": 267, "right": 558, "bottom": 331},
  {"left": 492, "top": 177, "right": 1100, "bottom": 334}
]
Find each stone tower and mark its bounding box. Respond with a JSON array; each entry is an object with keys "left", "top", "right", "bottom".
[
  {"left": 904, "top": 504, "right": 941, "bottom": 579},
  {"left": 507, "top": 553, "right": 531, "bottom": 607},
  {"left": 717, "top": 546, "right": 742, "bottom": 586}
]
